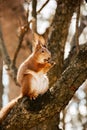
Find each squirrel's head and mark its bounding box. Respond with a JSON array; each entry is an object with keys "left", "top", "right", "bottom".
[{"left": 34, "top": 42, "right": 51, "bottom": 64}]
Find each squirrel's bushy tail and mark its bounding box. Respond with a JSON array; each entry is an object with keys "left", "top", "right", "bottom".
[{"left": 0, "top": 95, "right": 22, "bottom": 123}]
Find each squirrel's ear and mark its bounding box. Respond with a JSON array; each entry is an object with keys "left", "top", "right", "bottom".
[
  {"left": 32, "top": 33, "right": 40, "bottom": 50},
  {"left": 35, "top": 41, "right": 42, "bottom": 51},
  {"left": 33, "top": 33, "right": 46, "bottom": 46},
  {"left": 33, "top": 33, "right": 39, "bottom": 41}
]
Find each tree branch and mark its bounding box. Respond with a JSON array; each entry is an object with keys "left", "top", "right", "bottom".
[
  {"left": 37, "top": 0, "right": 49, "bottom": 14},
  {"left": 0, "top": 24, "right": 17, "bottom": 82},
  {"left": 71, "top": 15, "right": 87, "bottom": 49},
  {"left": 75, "top": 0, "right": 80, "bottom": 53},
  {"left": 32, "top": 0, "right": 37, "bottom": 32},
  {"left": 12, "top": 24, "right": 29, "bottom": 66},
  {"left": 48, "top": 0, "right": 82, "bottom": 86},
  {"left": 1, "top": 44, "right": 87, "bottom": 129},
  {"left": 0, "top": 25, "right": 11, "bottom": 67},
  {"left": 64, "top": 43, "right": 87, "bottom": 71}
]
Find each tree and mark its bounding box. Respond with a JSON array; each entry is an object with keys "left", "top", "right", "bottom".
[{"left": 0, "top": 0, "right": 87, "bottom": 129}]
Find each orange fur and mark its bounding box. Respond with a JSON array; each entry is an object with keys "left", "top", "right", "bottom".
[
  {"left": 0, "top": 95, "right": 22, "bottom": 123},
  {"left": 17, "top": 42, "right": 54, "bottom": 99},
  {"left": 33, "top": 33, "right": 46, "bottom": 49}
]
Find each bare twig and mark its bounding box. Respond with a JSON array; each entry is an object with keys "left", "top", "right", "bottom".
[
  {"left": 12, "top": 5, "right": 31, "bottom": 66},
  {"left": 0, "top": 25, "right": 11, "bottom": 67},
  {"left": 12, "top": 24, "right": 29, "bottom": 66},
  {"left": 70, "top": 15, "right": 86, "bottom": 49},
  {"left": 0, "top": 24, "right": 18, "bottom": 82},
  {"left": 11, "top": 3, "right": 32, "bottom": 82},
  {"left": 32, "top": 0, "right": 37, "bottom": 32},
  {"left": 37, "top": 0, "right": 50, "bottom": 14},
  {"left": 75, "top": 0, "right": 80, "bottom": 53},
  {"left": 64, "top": 43, "right": 87, "bottom": 71}
]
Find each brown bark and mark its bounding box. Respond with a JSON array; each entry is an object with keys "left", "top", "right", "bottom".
[
  {"left": 0, "top": 44, "right": 87, "bottom": 129},
  {"left": 48, "top": 0, "right": 82, "bottom": 86},
  {"left": 47, "top": 0, "right": 82, "bottom": 129}
]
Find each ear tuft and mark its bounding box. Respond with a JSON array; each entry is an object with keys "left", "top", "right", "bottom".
[{"left": 35, "top": 41, "right": 42, "bottom": 51}]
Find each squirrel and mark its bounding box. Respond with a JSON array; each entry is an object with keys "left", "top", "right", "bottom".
[
  {"left": 0, "top": 39, "right": 55, "bottom": 123},
  {"left": 17, "top": 41, "right": 55, "bottom": 99}
]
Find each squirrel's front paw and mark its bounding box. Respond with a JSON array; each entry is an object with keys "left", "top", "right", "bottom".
[
  {"left": 29, "top": 93, "right": 38, "bottom": 100},
  {"left": 50, "top": 61, "right": 56, "bottom": 66}
]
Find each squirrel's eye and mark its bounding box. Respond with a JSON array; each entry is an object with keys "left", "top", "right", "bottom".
[
  {"left": 42, "top": 50, "right": 44, "bottom": 53},
  {"left": 43, "top": 45, "right": 46, "bottom": 48}
]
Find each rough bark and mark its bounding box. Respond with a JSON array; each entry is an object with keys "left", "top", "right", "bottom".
[
  {"left": 0, "top": 44, "right": 87, "bottom": 129},
  {"left": 47, "top": 0, "right": 82, "bottom": 129},
  {"left": 48, "top": 0, "right": 82, "bottom": 86}
]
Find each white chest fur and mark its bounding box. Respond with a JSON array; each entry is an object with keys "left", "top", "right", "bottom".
[{"left": 27, "top": 70, "right": 49, "bottom": 95}]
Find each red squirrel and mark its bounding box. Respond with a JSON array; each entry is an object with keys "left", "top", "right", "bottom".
[
  {"left": 0, "top": 39, "right": 55, "bottom": 123},
  {"left": 17, "top": 41, "right": 54, "bottom": 99}
]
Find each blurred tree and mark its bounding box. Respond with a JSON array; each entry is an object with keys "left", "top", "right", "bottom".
[{"left": 0, "top": 49, "right": 3, "bottom": 108}]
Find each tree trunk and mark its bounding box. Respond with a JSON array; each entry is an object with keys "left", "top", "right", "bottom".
[{"left": 47, "top": 0, "right": 82, "bottom": 129}]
